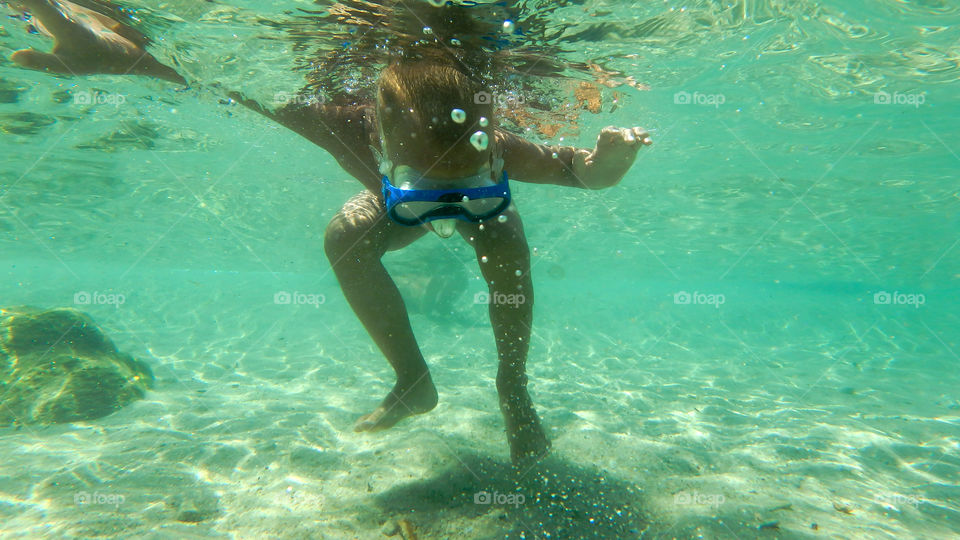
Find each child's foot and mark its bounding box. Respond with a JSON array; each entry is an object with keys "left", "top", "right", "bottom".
[
  {"left": 501, "top": 394, "right": 551, "bottom": 464},
  {"left": 353, "top": 378, "right": 438, "bottom": 432},
  {"left": 508, "top": 419, "right": 552, "bottom": 465}
]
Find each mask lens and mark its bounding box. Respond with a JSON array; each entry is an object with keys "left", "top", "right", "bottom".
[
  {"left": 460, "top": 196, "right": 507, "bottom": 215},
  {"left": 393, "top": 196, "right": 508, "bottom": 222}
]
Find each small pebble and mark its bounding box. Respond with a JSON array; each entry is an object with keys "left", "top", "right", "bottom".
[{"left": 176, "top": 510, "right": 206, "bottom": 523}]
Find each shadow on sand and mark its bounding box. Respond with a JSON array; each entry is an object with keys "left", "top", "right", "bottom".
[{"left": 366, "top": 451, "right": 648, "bottom": 539}]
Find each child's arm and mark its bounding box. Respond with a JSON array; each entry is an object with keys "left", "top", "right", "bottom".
[
  {"left": 498, "top": 126, "right": 652, "bottom": 189},
  {"left": 9, "top": 0, "right": 185, "bottom": 84}
]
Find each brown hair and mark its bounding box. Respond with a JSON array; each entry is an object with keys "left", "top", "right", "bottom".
[{"left": 376, "top": 59, "right": 495, "bottom": 173}]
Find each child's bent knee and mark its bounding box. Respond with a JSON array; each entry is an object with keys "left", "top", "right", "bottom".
[{"left": 324, "top": 217, "right": 381, "bottom": 261}]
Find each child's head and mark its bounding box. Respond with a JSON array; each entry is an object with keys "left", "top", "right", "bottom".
[{"left": 376, "top": 60, "right": 496, "bottom": 181}]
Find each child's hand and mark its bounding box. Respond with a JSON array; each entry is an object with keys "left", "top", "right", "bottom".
[
  {"left": 10, "top": 0, "right": 185, "bottom": 84},
  {"left": 573, "top": 126, "right": 652, "bottom": 189}
]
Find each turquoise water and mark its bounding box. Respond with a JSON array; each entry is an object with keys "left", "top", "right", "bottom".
[{"left": 1, "top": 0, "right": 958, "bottom": 538}]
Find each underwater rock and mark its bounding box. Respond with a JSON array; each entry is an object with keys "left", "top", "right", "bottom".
[{"left": 0, "top": 306, "right": 153, "bottom": 426}]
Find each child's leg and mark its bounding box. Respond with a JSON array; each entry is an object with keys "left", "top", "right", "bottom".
[
  {"left": 324, "top": 190, "right": 437, "bottom": 431},
  {"left": 458, "top": 206, "right": 551, "bottom": 464}
]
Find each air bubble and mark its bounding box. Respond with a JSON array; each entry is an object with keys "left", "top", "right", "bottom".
[
  {"left": 479, "top": 116, "right": 489, "bottom": 127},
  {"left": 470, "top": 131, "right": 489, "bottom": 151},
  {"left": 551, "top": 152, "right": 558, "bottom": 159},
  {"left": 478, "top": 224, "right": 485, "bottom": 231},
  {"left": 503, "top": 20, "right": 515, "bottom": 33},
  {"left": 427, "top": 0, "right": 445, "bottom": 6},
  {"left": 451, "top": 38, "right": 461, "bottom": 46},
  {"left": 481, "top": 256, "right": 489, "bottom": 263},
  {"left": 422, "top": 27, "right": 433, "bottom": 35},
  {"left": 497, "top": 214, "right": 507, "bottom": 223},
  {"left": 451, "top": 108, "right": 466, "bottom": 123},
  {"left": 515, "top": 270, "right": 522, "bottom": 276}
]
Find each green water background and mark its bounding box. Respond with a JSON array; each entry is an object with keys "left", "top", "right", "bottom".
[{"left": 0, "top": 0, "right": 958, "bottom": 536}]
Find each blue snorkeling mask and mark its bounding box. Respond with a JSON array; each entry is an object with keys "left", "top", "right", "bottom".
[{"left": 381, "top": 164, "right": 511, "bottom": 227}]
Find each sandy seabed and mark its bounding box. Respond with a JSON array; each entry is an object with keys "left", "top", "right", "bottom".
[{"left": 0, "top": 271, "right": 957, "bottom": 539}]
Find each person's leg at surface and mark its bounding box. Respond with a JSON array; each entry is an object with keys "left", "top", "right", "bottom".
[
  {"left": 458, "top": 206, "right": 550, "bottom": 464},
  {"left": 324, "top": 190, "right": 436, "bottom": 431}
]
